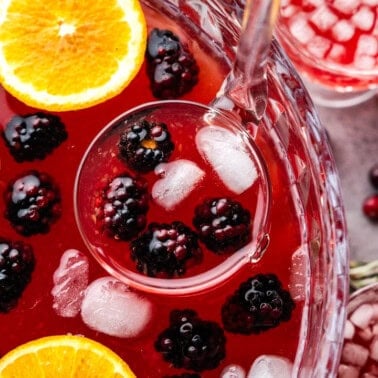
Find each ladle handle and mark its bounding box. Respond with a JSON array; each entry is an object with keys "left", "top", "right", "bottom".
[{"left": 212, "top": 0, "right": 280, "bottom": 124}]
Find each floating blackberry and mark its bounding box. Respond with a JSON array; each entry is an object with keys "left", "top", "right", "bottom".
[
  {"left": 96, "top": 173, "right": 149, "bottom": 240},
  {"left": 146, "top": 28, "right": 199, "bottom": 99},
  {"left": 131, "top": 221, "right": 202, "bottom": 277},
  {"left": 193, "top": 197, "right": 251, "bottom": 253},
  {"left": 155, "top": 309, "right": 226, "bottom": 372},
  {"left": 2, "top": 112, "right": 67, "bottom": 162},
  {"left": 4, "top": 171, "right": 61, "bottom": 236},
  {"left": 118, "top": 119, "right": 174, "bottom": 172},
  {"left": 221, "top": 274, "right": 295, "bottom": 334},
  {"left": 0, "top": 238, "right": 35, "bottom": 312}
]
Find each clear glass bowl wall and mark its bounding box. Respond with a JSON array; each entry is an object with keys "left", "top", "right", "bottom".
[{"left": 143, "top": 0, "right": 350, "bottom": 376}]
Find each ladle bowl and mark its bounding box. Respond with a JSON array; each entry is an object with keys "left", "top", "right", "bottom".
[{"left": 74, "top": 100, "right": 271, "bottom": 295}]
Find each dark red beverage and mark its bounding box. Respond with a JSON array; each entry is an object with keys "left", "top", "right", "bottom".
[{"left": 0, "top": 1, "right": 348, "bottom": 377}]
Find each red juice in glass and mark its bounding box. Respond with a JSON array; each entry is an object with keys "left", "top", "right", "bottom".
[
  {"left": 0, "top": 0, "right": 349, "bottom": 377},
  {"left": 276, "top": 0, "right": 378, "bottom": 107},
  {"left": 339, "top": 283, "right": 378, "bottom": 377}
]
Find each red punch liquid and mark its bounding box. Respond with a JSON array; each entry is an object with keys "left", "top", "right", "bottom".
[{"left": 0, "top": 5, "right": 308, "bottom": 377}]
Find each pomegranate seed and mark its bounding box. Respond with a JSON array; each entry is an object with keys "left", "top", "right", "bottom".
[{"left": 362, "top": 194, "right": 378, "bottom": 222}]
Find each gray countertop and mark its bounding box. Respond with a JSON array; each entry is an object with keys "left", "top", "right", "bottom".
[{"left": 315, "top": 95, "right": 378, "bottom": 262}]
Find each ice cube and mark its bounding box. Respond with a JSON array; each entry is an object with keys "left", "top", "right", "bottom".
[
  {"left": 310, "top": 5, "right": 338, "bottom": 31},
  {"left": 354, "top": 54, "right": 376, "bottom": 69},
  {"left": 332, "top": 20, "right": 355, "bottom": 42},
  {"left": 338, "top": 364, "right": 360, "bottom": 378},
  {"left": 247, "top": 355, "right": 292, "bottom": 378},
  {"left": 81, "top": 276, "right": 152, "bottom": 338},
  {"left": 357, "top": 326, "right": 374, "bottom": 342},
  {"left": 328, "top": 43, "right": 347, "bottom": 62},
  {"left": 341, "top": 342, "right": 369, "bottom": 366},
  {"left": 331, "top": 0, "right": 359, "bottom": 15},
  {"left": 370, "top": 335, "right": 378, "bottom": 361},
  {"left": 362, "top": 0, "right": 378, "bottom": 6},
  {"left": 152, "top": 159, "right": 205, "bottom": 211},
  {"left": 350, "top": 303, "right": 374, "bottom": 329},
  {"left": 51, "top": 249, "right": 89, "bottom": 318},
  {"left": 281, "top": 5, "right": 299, "bottom": 18},
  {"left": 373, "top": 323, "right": 378, "bottom": 335},
  {"left": 195, "top": 126, "right": 258, "bottom": 195},
  {"left": 351, "top": 6, "right": 375, "bottom": 31},
  {"left": 356, "top": 35, "right": 378, "bottom": 56},
  {"left": 307, "top": 36, "right": 332, "bottom": 58},
  {"left": 288, "top": 13, "right": 316, "bottom": 44},
  {"left": 221, "top": 364, "right": 246, "bottom": 378},
  {"left": 344, "top": 319, "right": 356, "bottom": 340}
]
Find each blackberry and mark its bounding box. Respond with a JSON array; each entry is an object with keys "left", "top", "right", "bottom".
[
  {"left": 96, "top": 173, "right": 149, "bottom": 240},
  {"left": 221, "top": 274, "right": 295, "bottom": 334},
  {"left": 0, "top": 238, "right": 35, "bottom": 312},
  {"left": 118, "top": 119, "right": 174, "bottom": 172},
  {"left": 2, "top": 112, "right": 67, "bottom": 162},
  {"left": 193, "top": 197, "right": 251, "bottom": 253},
  {"left": 155, "top": 309, "right": 226, "bottom": 372},
  {"left": 4, "top": 171, "right": 61, "bottom": 236},
  {"left": 146, "top": 28, "right": 199, "bottom": 99},
  {"left": 131, "top": 221, "right": 202, "bottom": 277}
]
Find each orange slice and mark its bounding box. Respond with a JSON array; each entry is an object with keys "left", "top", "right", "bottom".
[
  {"left": 0, "top": 0, "right": 147, "bottom": 111},
  {"left": 0, "top": 335, "right": 136, "bottom": 377}
]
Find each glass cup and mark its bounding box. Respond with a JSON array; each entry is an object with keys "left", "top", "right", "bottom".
[
  {"left": 275, "top": 0, "right": 378, "bottom": 108},
  {"left": 339, "top": 282, "right": 378, "bottom": 376}
]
